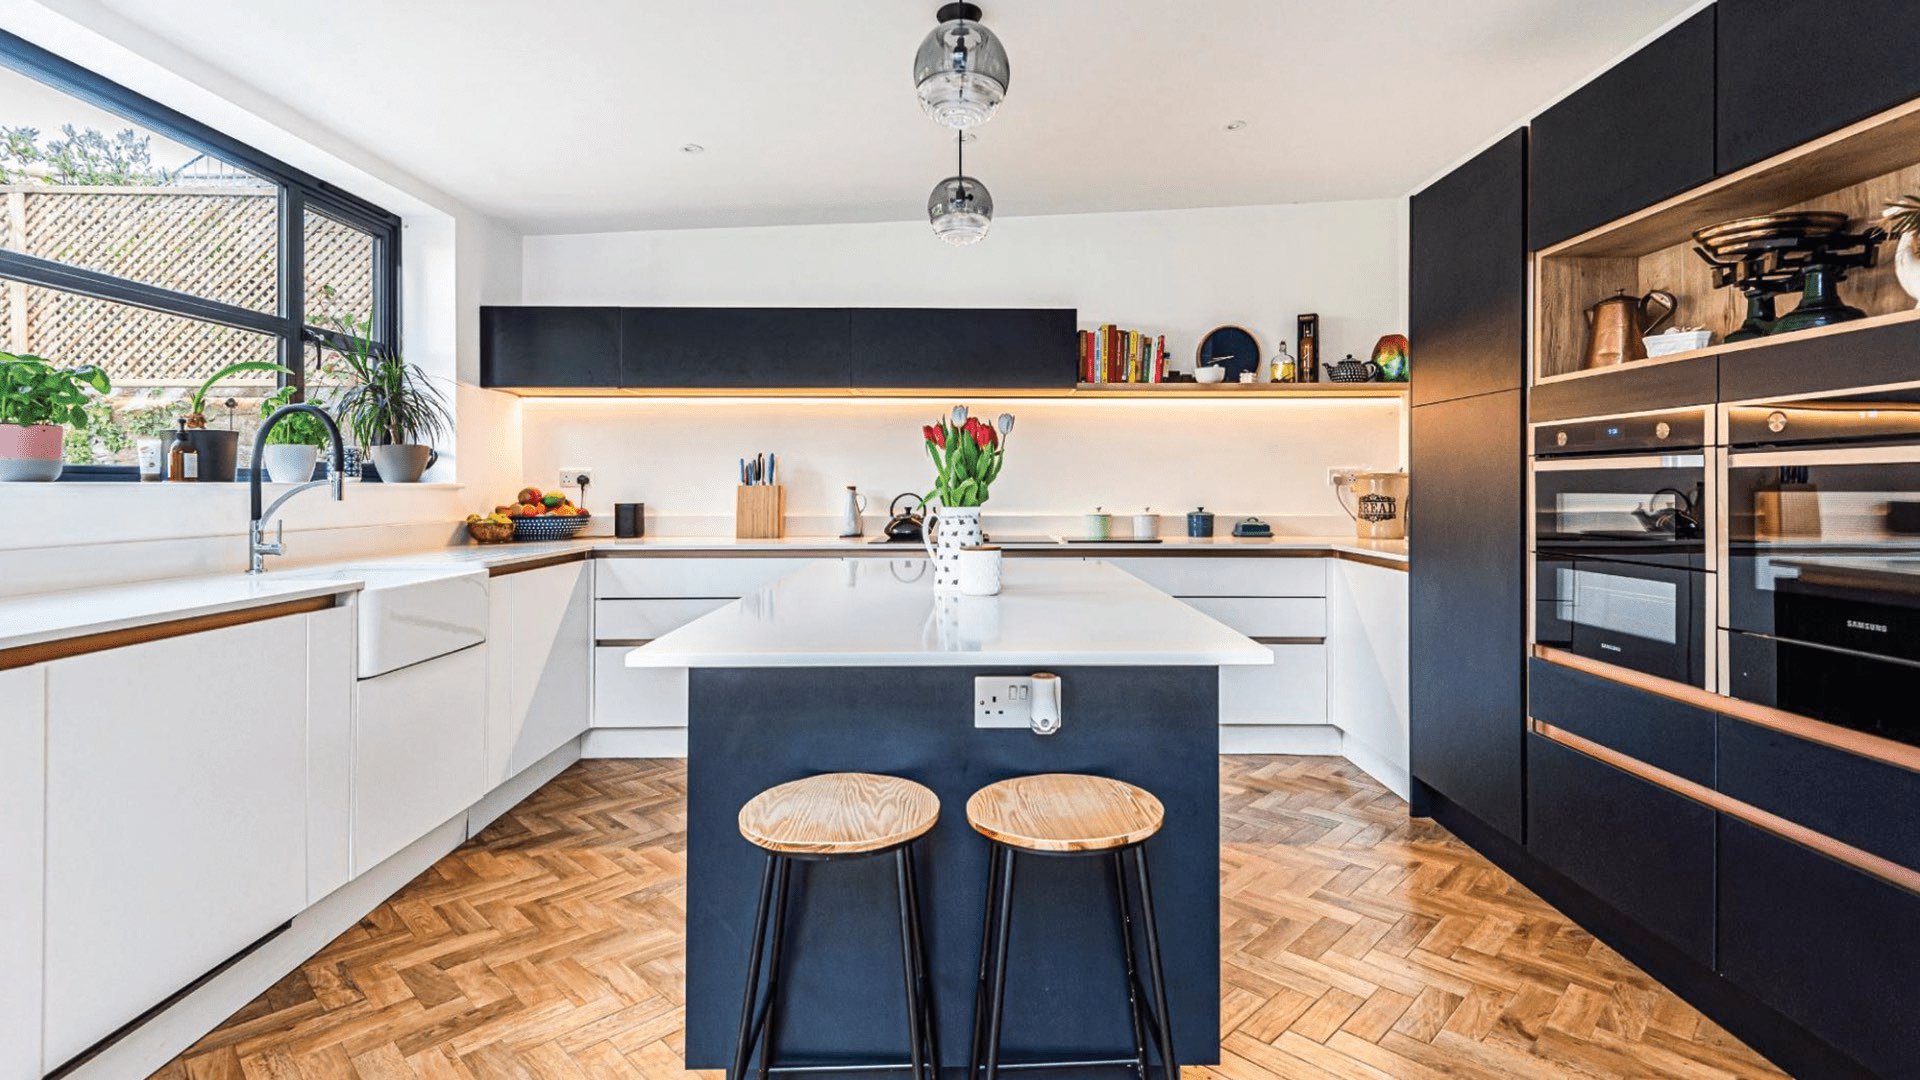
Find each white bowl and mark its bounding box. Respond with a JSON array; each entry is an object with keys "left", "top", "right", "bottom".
[
  {"left": 1644, "top": 330, "right": 1712, "bottom": 357},
  {"left": 1194, "top": 365, "right": 1227, "bottom": 384}
]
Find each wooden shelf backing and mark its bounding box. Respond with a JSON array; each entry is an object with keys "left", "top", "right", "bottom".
[
  {"left": 1536, "top": 304, "right": 1920, "bottom": 387},
  {"left": 1070, "top": 382, "right": 1408, "bottom": 399},
  {"left": 1535, "top": 95, "right": 1920, "bottom": 384}
]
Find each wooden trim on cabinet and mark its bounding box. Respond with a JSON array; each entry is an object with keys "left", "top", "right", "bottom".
[
  {"left": 488, "top": 551, "right": 591, "bottom": 576},
  {"left": 0, "top": 594, "right": 337, "bottom": 671},
  {"left": 1532, "top": 644, "right": 1920, "bottom": 776},
  {"left": 1531, "top": 719, "right": 1920, "bottom": 899}
]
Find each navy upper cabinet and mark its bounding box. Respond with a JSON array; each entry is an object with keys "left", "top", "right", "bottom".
[
  {"left": 480, "top": 306, "right": 622, "bottom": 388},
  {"left": 850, "top": 308, "right": 1077, "bottom": 389},
  {"left": 621, "top": 307, "right": 851, "bottom": 390},
  {"left": 1528, "top": 8, "right": 1716, "bottom": 250},
  {"left": 1409, "top": 129, "right": 1527, "bottom": 406},
  {"left": 1717, "top": 1, "right": 1920, "bottom": 173}
]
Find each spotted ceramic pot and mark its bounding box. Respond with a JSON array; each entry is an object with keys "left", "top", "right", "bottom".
[{"left": 0, "top": 423, "right": 64, "bottom": 481}]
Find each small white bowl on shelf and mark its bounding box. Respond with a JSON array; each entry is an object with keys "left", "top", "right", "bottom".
[
  {"left": 1193, "top": 365, "right": 1227, "bottom": 384},
  {"left": 1644, "top": 328, "right": 1712, "bottom": 357}
]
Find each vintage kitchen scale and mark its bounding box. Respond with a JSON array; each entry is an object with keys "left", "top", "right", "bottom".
[{"left": 1691, "top": 211, "right": 1886, "bottom": 339}]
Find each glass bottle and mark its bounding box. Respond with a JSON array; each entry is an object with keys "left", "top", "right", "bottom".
[
  {"left": 1270, "top": 341, "right": 1296, "bottom": 383},
  {"left": 168, "top": 418, "right": 198, "bottom": 482}
]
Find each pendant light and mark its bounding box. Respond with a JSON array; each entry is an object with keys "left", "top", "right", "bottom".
[
  {"left": 913, "top": 2, "right": 1010, "bottom": 130},
  {"left": 928, "top": 129, "right": 993, "bottom": 245}
]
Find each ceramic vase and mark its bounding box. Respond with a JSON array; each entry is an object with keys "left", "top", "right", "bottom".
[
  {"left": 1897, "top": 233, "right": 1920, "bottom": 310},
  {"left": 921, "top": 505, "right": 984, "bottom": 593},
  {"left": 260, "top": 444, "right": 319, "bottom": 484}
]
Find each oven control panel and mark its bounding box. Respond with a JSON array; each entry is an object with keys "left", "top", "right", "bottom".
[{"left": 1535, "top": 407, "right": 1709, "bottom": 457}]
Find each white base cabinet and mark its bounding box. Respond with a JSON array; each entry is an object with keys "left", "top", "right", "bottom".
[
  {"left": 353, "top": 643, "right": 488, "bottom": 877},
  {"left": 486, "top": 563, "right": 592, "bottom": 785},
  {"left": 41, "top": 616, "right": 311, "bottom": 1071},
  {"left": 1, "top": 665, "right": 45, "bottom": 1080},
  {"left": 1219, "top": 643, "right": 1328, "bottom": 725}
]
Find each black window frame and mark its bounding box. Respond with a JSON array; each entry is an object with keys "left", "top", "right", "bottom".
[{"left": 0, "top": 28, "right": 401, "bottom": 477}]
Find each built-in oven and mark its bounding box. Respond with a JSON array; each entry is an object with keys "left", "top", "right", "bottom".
[
  {"left": 1532, "top": 407, "right": 1714, "bottom": 687},
  {"left": 1722, "top": 383, "right": 1920, "bottom": 746}
]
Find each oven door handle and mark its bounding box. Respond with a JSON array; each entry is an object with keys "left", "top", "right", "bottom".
[
  {"left": 1727, "top": 444, "right": 1920, "bottom": 467},
  {"left": 1534, "top": 453, "right": 1706, "bottom": 472}
]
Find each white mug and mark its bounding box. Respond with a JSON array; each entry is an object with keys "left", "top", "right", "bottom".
[{"left": 957, "top": 544, "right": 1002, "bottom": 596}]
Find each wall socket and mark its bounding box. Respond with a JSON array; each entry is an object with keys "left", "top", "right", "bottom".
[
  {"left": 558, "top": 467, "right": 593, "bottom": 488},
  {"left": 1328, "top": 465, "right": 1368, "bottom": 489},
  {"left": 974, "top": 676, "right": 1034, "bottom": 729}
]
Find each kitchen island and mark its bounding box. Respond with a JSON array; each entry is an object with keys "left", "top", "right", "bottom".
[{"left": 630, "top": 558, "right": 1267, "bottom": 1073}]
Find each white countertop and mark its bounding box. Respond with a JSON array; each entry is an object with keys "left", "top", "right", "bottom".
[
  {"left": 626, "top": 558, "right": 1275, "bottom": 668},
  {"left": 0, "top": 574, "right": 365, "bottom": 654}
]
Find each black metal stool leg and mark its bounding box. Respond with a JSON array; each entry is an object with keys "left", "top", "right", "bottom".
[
  {"left": 904, "top": 847, "right": 940, "bottom": 1074},
  {"left": 1132, "top": 848, "right": 1178, "bottom": 1080},
  {"left": 756, "top": 857, "right": 793, "bottom": 1080},
  {"left": 1112, "top": 852, "right": 1150, "bottom": 1080},
  {"left": 981, "top": 846, "right": 1018, "bottom": 1080},
  {"left": 895, "top": 849, "right": 929, "bottom": 1080},
  {"left": 730, "top": 854, "right": 780, "bottom": 1080},
  {"left": 968, "top": 841, "right": 1004, "bottom": 1080}
]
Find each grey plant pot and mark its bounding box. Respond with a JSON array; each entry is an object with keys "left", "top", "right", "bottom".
[
  {"left": 367, "top": 443, "right": 438, "bottom": 483},
  {"left": 183, "top": 429, "right": 240, "bottom": 482}
]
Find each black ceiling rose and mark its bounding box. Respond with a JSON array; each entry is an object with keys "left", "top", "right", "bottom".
[{"left": 936, "top": 3, "right": 983, "bottom": 23}]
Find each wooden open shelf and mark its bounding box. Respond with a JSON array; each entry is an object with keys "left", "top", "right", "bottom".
[
  {"left": 1535, "top": 96, "right": 1920, "bottom": 386},
  {"left": 505, "top": 384, "right": 1411, "bottom": 400},
  {"left": 1070, "top": 382, "right": 1407, "bottom": 399}
]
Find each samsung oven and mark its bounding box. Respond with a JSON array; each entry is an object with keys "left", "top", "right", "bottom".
[
  {"left": 1532, "top": 407, "right": 1714, "bottom": 686},
  {"left": 1722, "top": 384, "right": 1920, "bottom": 747}
]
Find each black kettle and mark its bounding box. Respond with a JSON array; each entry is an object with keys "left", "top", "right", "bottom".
[{"left": 883, "top": 493, "right": 926, "bottom": 542}]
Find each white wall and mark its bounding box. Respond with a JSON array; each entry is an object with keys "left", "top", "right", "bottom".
[
  {"left": 519, "top": 201, "right": 1406, "bottom": 534},
  {"left": 0, "top": 1, "right": 525, "bottom": 595}
]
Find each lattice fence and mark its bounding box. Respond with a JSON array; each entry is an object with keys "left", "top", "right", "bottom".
[{"left": 1, "top": 184, "right": 374, "bottom": 386}]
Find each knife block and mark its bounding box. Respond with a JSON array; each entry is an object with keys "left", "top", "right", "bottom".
[{"left": 736, "top": 485, "right": 786, "bottom": 539}]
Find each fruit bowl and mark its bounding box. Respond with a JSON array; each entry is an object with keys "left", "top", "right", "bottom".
[
  {"left": 467, "top": 518, "right": 515, "bottom": 544},
  {"left": 513, "top": 515, "right": 590, "bottom": 541}
]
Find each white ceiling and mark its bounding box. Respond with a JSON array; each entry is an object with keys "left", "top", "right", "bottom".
[{"left": 79, "top": 0, "right": 1695, "bottom": 234}]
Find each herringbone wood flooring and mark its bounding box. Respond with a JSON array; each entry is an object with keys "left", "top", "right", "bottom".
[{"left": 155, "top": 757, "right": 1790, "bottom": 1079}]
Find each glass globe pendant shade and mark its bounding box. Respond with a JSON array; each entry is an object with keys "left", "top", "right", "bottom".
[
  {"left": 928, "top": 174, "right": 993, "bottom": 245},
  {"left": 913, "top": 3, "right": 1010, "bottom": 129}
]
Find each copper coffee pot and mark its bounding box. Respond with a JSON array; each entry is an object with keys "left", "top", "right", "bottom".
[{"left": 1583, "top": 290, "right": 1676, "bottom": 368}]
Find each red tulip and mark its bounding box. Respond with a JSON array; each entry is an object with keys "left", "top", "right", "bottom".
[
  {"left": 924, "top": 424, "right": 945, "bottom": 447},
  {"left": 971, "top": 423, "right": 993, "bottom": 449}
]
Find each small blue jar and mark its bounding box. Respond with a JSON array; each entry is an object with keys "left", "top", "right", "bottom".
[{"left": 1187, "top": 507, "right": 1215, "bottom": 537}]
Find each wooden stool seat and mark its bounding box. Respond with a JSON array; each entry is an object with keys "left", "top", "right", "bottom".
[
  {"left": 738, "top": 772, "right": 940, "bottom": 856},
  {"left": 966, "top": 773, "right": 1164, "bottom": 853}
]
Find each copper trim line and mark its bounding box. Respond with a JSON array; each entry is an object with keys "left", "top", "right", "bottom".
[
  {"left": 1532, "top": 644, "right": 1920, "bottom": 776},
  {"left": 0, "top": 594, "right": 337, "bottom": 671},
  {"left": 1530, "top": 719, "right": 1920, "bottom": 899}
]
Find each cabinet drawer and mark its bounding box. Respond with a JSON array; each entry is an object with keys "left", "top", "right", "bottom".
[
  {"left": 597, "top": 597, "right": 731, "bottom": 640},
  {"left": 1109, "top": 557, "right": 1326, "bottom": 598},
  {"left": 353, "top": 644, "right": 488, "bottom": 876},
  {"left": 1220, "top": 644, "right": 1326, "bottom": 726},
  {"left": 1715, "top": 717, "right": 1920, "bottom": 873},
  {"left": 1528, "top": 658, "right": 1714, "bottom": 785},
  {"left": 1181, "top": 596, "right": 1325, "bottom": 638},
  {"left": 1526, "top": 734, "right": 1714, "bottom": 967},
  {"left": 1718, "top": 815, "right": 1920, "bottom": 1079},
  {"left": 593, "top": 647, "right": 688, "bottom": 729},
  {"left": 594, "top": 556, "right": 815, "bottom": 598}
]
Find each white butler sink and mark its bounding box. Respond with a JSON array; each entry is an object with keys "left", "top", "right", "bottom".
[{"left": 284, "top": 566, "right": 489, "bottom": 677}]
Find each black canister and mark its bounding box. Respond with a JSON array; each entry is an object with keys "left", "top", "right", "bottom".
[
  {"left": 615, "top": 502, "right": 645, "bottom": 538},
  {"left": 1187, "top": 506, "right": 1215, "bottom": 537}
]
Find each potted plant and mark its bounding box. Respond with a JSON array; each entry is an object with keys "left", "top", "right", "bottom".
[
  {"left": 256, "top": 387, "right": 332, "bottom": 483},
  {"left": 1883, "top": 195, "right": 1920, "bottom": 308},
  {"left": 316, "top": 316, "right": 451, "bottom": 483},
  {"left": 0, "top": 351, "right": 110, "bottom": 481},
  {"left": 181, "top": 360, "right": 292, "bottom": 481},
  {"left": 919, "top": 406, "right": 1014, "bottom": 591}
]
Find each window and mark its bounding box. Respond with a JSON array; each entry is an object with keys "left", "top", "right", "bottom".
[{"left": 0, "top": 29, "right": 400, "bottom": 474}]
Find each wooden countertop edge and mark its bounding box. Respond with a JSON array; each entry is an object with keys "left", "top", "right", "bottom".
[
  {"left": 1531, "top": 719, "right": 1920, "bottom": 899},
  {"left": 588, "top": 544, "right": 1407, "bottom": 568},
  {"left": 1532, "top": 645, "right": 1920, "bottom": 776},
  {"left": 0, "top": 594, "right": 338, "bottom": 671}
]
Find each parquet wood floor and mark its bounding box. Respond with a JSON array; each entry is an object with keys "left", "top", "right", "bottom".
[{"left": 154, "top": 757, "right": 1790, "bottom": 1079}]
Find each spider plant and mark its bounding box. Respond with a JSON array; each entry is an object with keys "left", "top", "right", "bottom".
[{"left": 312, "top": 314, "right": 450, "bottom": 450}]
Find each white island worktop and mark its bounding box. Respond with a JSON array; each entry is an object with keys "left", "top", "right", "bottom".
[{"left": 627, "top": 557, "right": 1274, "bottom": 668}]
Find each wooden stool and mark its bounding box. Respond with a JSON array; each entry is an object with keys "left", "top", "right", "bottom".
[
  {"left": 731, "top": 772, "right": 941, "bottom": 1080},
  {"left": 965, "top": 773, "right": 1174, "bottom": 1080}
]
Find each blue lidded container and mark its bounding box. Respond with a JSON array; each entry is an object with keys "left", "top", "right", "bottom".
[{"left": 1187, "top": 507, "right": 1215, "bottom": 537}]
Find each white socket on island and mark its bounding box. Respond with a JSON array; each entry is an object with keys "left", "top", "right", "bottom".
[{"left": 974, "top": 673, "right": 1063, "bottom": 735}]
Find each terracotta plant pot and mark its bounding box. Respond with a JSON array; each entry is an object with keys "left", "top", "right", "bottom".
[
  {"left": 367, "top": 443, "right": 438, "bottom": 483},
  {"left": 260, "top": 444, "right": 320, "bottom": 484},
  {"left": 0, "top": 422, "right": 65, "bottom": 481}
]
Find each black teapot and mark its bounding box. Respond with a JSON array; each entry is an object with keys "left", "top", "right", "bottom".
[{"left": 1326, "top": 354, "right": 1380, "bottom": 383}]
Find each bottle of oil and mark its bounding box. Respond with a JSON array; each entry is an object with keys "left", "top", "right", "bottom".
[{"left": 167, "top": 418, "right": 199, "bottom": 482}]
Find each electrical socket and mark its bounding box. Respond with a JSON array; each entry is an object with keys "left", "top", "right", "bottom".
[
  {"left": 974, "top": 676, "right": 1034, "bottom": 729},
  {"left": 1328, "top": 465, "right": 1367, "bottom": 489},
  {"left": 558, "top": 467, "right": 593, "bottom": 488}
]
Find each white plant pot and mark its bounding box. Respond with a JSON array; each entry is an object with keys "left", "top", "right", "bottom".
[
  {"left": 260, "top": 444, "right": 319, "bottom": 484},
  {"left": 1896, "top": 233, "right": 1920, "bottom": 310},
  {"left": 921, "top": 505, "right": 985, "bottom": 594}
]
